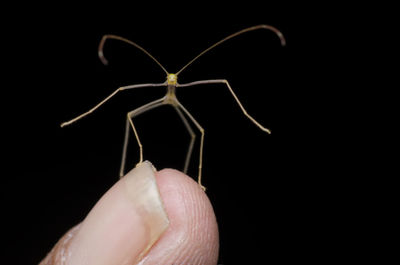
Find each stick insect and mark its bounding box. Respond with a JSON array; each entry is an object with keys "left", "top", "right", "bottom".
[{"left": 61, "top": 24, "right": 286, "bottom": 190}]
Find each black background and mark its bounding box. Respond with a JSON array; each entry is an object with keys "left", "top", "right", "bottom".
[{"left": 1, "top": 3, "right": 333, "bottom": 264}]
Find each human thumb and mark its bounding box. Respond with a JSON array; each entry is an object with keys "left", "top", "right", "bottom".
[{"left": 39, "top": 161, "right": 219, "bottom": 265}]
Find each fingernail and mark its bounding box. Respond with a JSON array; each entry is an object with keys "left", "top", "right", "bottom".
[
  {"left": 123, "top": 161, "right": 170, "bottom": 261},
  {"left": 67, "top": 161, "right": 169, "bottom": 265}
]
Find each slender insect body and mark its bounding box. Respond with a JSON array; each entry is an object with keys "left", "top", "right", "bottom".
[
  {"left": 164, "top": 84, "right": 178, "bottom": 106},
  {"left": 61, "top": 25, "right": 286, "bottom": 190}
]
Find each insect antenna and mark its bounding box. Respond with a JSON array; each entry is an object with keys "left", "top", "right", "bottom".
[
  {"left": 98, "top": 34, "right": 169, "bottom": 75},
  {"left": 176, "top": 24, "right": 286, "bottom": 76}
]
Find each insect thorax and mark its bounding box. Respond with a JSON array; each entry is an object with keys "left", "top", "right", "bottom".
[
  {"left": 165, "top": 84, "right": 177, "bottom": 104},
  {"left": 164, "top": 73, "right": 178, "bottom": 105}
]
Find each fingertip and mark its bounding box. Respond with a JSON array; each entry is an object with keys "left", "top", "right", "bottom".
[
  {"left": 66, "top": 163, "right": 168, "bottom": 265},
  {"left": 39, "top": 166, "right": 219, "bottom": 265},
  {"left": 139, "top": 168, "right": 219, "bottom": 264}
]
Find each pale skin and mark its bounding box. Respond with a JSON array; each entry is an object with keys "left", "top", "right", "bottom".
[
  {"left": 39, "top": 168, "right": 220, "bottom": 265},
  {"left": 60, "top": 24, "right": 286, "bottom": 190}
]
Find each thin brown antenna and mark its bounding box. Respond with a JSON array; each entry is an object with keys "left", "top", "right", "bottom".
[
  {"left": 176, "top": 24, "right": 286, "bottom": 76},
  {"left": 98, "top": 34, "right": 169, "bottom": 75}
]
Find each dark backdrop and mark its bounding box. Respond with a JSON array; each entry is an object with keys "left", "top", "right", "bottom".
[{"left": 1, "top": 3, "right": 328, "bottom": 264}]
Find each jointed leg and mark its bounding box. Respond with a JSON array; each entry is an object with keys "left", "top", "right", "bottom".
[
  {"left": 61, "top": 82, "right": 166, "bottom": 127},
  {"left": 175, "top": 101, "right": 206, "bottom": 191},
  {"left": 173, "top": 106, "right": 196, "bottom": 174},
  {"left": 178, "top": 79, "right": 271, "bottom": 134},
  {"left": 120, "top": 118, "right": 131, "bottom": 177},
  {"left": 120, "top": 98, "right": 165, "bottom": 178}
]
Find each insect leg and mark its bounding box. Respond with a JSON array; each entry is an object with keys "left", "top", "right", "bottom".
[
  {"left": 178, "top": 79, "right": 271, "bottom": 134},
  {"left": 175, "top": 100, "right": 206, "bottom": 191},
  {"left": 120, "top": 97, "right": 166, "bottom": 178},
  {"left": 173, "top": 106, "right": 196, "bottom": 174},
  {"left": 61, "top": 82, "right": 166, "bottom": 128}
]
